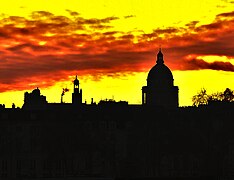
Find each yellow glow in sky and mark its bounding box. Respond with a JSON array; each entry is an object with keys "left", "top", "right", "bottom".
[
  {"left": 0, "top": 0, "right": 234, "bottom": 108},
  {"left": 1, "top": 69, "right": 234, "bottom": 108},
  {"left": 1, "top": 0, "right": 233, "bottom": 33}
]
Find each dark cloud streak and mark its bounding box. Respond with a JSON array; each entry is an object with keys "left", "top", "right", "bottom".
[
  {"left": 0, "top": 10, "right": 234, "bottom": 92},
  {"left": 184, "top": 59, "right": 234, "bottom": 72}
]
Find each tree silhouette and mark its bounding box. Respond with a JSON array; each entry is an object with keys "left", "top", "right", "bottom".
[
  {"left": 208, "top": 88, "right": 234, "bottom": 103},
  {"left": 208, "top": 92, "right": 223, "bottom": 102},
  {"left": 192, "top": 88, "right": 209, "bottom": 107},
  {"left": 223, "top": 88, "right": 234, "bottom": 102},
  {"left": 193, "top": 88, "right": 234, "bottom": 106}
]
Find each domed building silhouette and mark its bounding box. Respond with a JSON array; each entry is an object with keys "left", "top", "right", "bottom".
[
  {"left": 142, "top": 49, "right": 179, "bottom": 108},
  {"left": 22, "top": 87, "right": 47, "bottom": 110}
]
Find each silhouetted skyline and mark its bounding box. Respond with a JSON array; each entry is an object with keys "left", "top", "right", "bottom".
[
  {"left": 1, "top": 2, "right": 234, "bottom": 179},
  {"left": 0, "top": 1, "right": 234, "bottom": 108},
  {"left": 1, "top": 82, "right": 234, "bottom": 179}
]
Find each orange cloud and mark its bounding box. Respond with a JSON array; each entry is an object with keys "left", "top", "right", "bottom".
[{"left": 0, "top": 10, "right": 234, "bottom": 92}]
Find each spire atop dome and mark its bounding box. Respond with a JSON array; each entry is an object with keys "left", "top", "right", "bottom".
[
  {"left": 156, "top": 48, "right": 164, "bottom": 64},
  {"left": 143, "top": 48, "right": 178, "bottom": 107}
]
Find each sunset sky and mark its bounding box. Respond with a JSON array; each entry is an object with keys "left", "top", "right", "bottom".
[{"left": 0, "top": 0, "right": 234, "bottom": 108}]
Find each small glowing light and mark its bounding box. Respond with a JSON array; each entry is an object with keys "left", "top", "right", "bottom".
[
  {"left": 57, "top": 51, "right": 65, "bottom": 55},
  {"left": 15, "top": 24, "right": 25, "bottom": 28},
  {"left": 38, "top": 41, "right": 47, "bottom": 46},
  {"left": 76, "top": 43, "right": 84, "bottom": 47},
  {"left": 44, "top": 32, "right": 55, "bottom": 37}
]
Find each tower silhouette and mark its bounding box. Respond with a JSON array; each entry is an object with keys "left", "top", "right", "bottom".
[
  {"left": 142, "top": 49, "right": 178, "bottom": 108},
  {"left": 72, "top": 75, "right": 82, "bottom": 105}
]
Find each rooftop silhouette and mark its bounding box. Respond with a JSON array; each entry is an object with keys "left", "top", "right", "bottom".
[
  {"left": 0, "top": 50, "right": 234, "bottom": 179},
  {"left": 19, "top": 49, "right": 179, "bottom": 110}
]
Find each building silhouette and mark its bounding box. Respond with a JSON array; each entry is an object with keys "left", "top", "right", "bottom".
[
  {"left": 22, "top": 76, "right": 84, "bottom": 110},
  {"left": 72, "top": 75, "right": 82, "bottom": 105},
  {"left": 1, "top": 51, "right": 234, "bottom": 179},
  {"left": 142, "top": 49, "right": 178, "bottom": 108},
  {"left": 22, "top": 87, "right": 47, "bottom": 110}
]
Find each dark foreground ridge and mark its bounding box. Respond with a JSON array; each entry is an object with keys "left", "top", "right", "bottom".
[{"left": 0, "top": 104, "right": 234, "bottom": 179}]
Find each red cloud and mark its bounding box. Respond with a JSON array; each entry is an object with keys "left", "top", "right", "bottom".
[
  {"left": 216, "top": 11, "right": 234, "bottom": 18},
  {"left": 0, "top": 10, "right": 234, "bottom": 92},
  {"left": 180, "top": 58, "right": 234, "bottom": 71}
]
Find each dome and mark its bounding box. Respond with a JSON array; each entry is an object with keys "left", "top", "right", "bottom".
[
  {"left": 32, "top": 87, "right": 40, "bottom": 96},
  {"left": 147, "top": 50, "right": 174, "bottom": 87}
]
